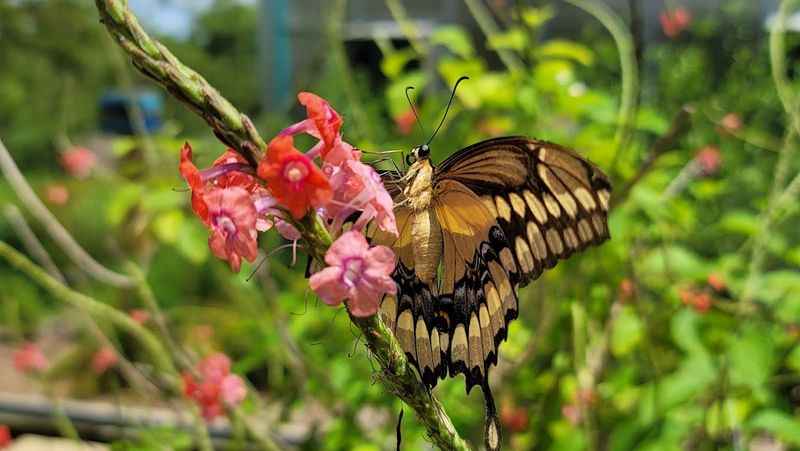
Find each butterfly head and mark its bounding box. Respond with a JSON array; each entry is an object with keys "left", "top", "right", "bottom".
[{"left": 406, "top": 144, "right": 430, "bottom": 166}]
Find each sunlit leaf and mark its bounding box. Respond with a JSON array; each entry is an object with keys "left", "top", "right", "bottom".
[
  {"left": 749, "top": 410, "right": 800, "bottom": 445},
  {"left": 536, "top": 40, "right": 595, "bottom": 66},
  {"left": 430, "top": 25, "right": 474, "bottom": 58},
  {"left": 488, "top": 28, "right": 528, "bottom": 51}
]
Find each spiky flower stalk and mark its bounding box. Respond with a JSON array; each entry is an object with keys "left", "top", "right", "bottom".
[{"left": 93, "top": 1, "right": 470, "bottom": 449}]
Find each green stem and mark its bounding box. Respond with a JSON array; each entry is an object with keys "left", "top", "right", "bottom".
[
  {"left": 94, "top": 0, "right": 265, "bottom": 166},
  {"left": 743, "top": 0, "right": 800, "bottom": 303},
  {"left": 0, "top": 240, "right": 178, "bottom": 385},
  {"left": 565, "top": 0, "right": 639, "bottom": 161},
  {"left": 384, "top": 0, "right": 429, "bottom": 55},
  {"left": 463, "top": 0, "right": 524, "bottom": 73}
]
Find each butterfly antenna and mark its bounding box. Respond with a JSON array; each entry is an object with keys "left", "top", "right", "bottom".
[
  {"left": 427, "top": 76, "right": 469, "bottom": 146},
  {"left": 405, "top": 86, "right": 426, "bottom": 137}
]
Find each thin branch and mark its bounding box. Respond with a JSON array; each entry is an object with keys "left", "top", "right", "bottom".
[
  {"left": 565, "top": 0, "right": 639, "bottom": 162},
  {"left": 611, "top": 106, "right": 693, "bottom": 208},
  {"left": 384, "top": 0, "right": 429, "bottom": 55},
  {"left": 0, "top": 240, "right": 177, "bottom": 382},
  {"left": 463, "top": 0, "right": 525, "bottom": 73},
  {"left": 3, "top": 204, "right": 65, "bottom": 283},
  {"left": 94, "top": 0, "right": 265, "bottom": 166},
  {"left": 0, "top": 137, "right": 135, "bottom": 288}
]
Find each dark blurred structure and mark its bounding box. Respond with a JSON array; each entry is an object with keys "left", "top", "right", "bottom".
[
  {"left": 259, "top": 0, "right": 469, "bottom": 111},
  {"left": 99, "top": 90, "right": 163, "bottom": 135}
]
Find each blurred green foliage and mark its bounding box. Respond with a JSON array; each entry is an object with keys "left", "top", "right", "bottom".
[{"left": 1, "top": 0, "right": 800, "bottom": 450}]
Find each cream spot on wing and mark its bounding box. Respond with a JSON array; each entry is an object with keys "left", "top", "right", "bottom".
[
  {"left": 598, "top": 189, "right": 611, "bottom": 210},
  {"left": 564, "top": 227, "right": 579, "bottom": 249},
  {"left": 397, "top": 310, "right": 416, "bottom": 360},
  {"left": 499, "top": 247, "right": 517, "bottom": 273},
  {"left": 484, "top": 283, "right": 503, "bottom": 337},
  {"left": 415, "top": 318, "right": 432, "bottom": 371},
  {"left": 430, "top": 329, "right": 441, "bottom": 369},
  {"left": 523, "top": 190, "right": 548, "bottom": 224},
  {"left": 380, "top": 295, "right": 397, "bottom": 334},
  {"left": 574, "top": 187, "right": 597, "bottom": 211},
  {"left": 538, "top": 147, "right": 548, "bottom": 160},
  {"left": 451, "top": 325, "right": 467, "bottom": 366},
  {"left": 578, "top": 219, "right": 594, "bottom": 242},
  {"left": 592, "top": 214, "right": 606, "bottom": 236},
  {"left": 540, "top": 165, "right": 577, "bottom": 218},
  {"left": 468, "top": 313, "right": 484, "bottom": 373},
  {"left": 543, "top": 193, "right": 561, "bottom": 218},
  {"left": 479, "top": 305, "right": 493, "bottom": 357},
  {"left": 546, "top": 229, "right": 564, "bottom": 255},
  {"left": 515, "top": 236, "right": 535, "bottom": 274},
  {"left": 509, "top": 192, "right": 527, "bottom": 217},
  {"left": 527, "top": 142, "right": 538, "bottom": 151},
  {"left": 495, "top": 195, "right": 512, "bottom": 222},
  {"left": 527, "top": 221, "right": 548, "bottom": 260}
]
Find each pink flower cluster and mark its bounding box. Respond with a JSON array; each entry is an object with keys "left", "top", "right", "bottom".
[
  {"left": 660, "top": 7, "right": 692, "bottom": 39},
  {"left": 182, "top": 353, "right": 247, "bottom": 421},
  {"left": 0, "top": 425, "right": 10, "bottom": 449},
  {"left": 60, "top": 146, "right": 97, "bottom": 179},
  {"left": 13, "top": 342, "right": 48, "bottom": 374},
  {"left": 180, "top": 93, "right": 397, "bottom": 316}
]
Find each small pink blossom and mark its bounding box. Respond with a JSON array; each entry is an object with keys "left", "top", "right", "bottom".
[
  {"left": 60, "top": 146, "right": 97, "bottom": 179},
  {"left": 660, "top": 7, "right": 692, "bottom": 39},
  {"left": 183, "top": 353, "right": 247, "bottom": 421},
  {"left": 719, "top": 113, "right": 742, "bottom": 133},
  {"left": 44, "top": 183, "right": 70, "bottom": 206},
  {"left": 13, "top": 342, "right": 48, "bottom": 374},
  {"left": 694, "top": 146, "right": 722, "bottom": 176},
  {"left": 324, "top": 160, "right": 397, "bottom": 235},
  {"left": 394, "top": 109, "right": 416, "bottom": 136},
  {"left": 129, "top": 309, "right": 151, "bottom": 325},
  {"left": 91, "top": 346, "right": 119, "bottom": 374},
  {"left": 204, "top": 187, "right": 259, "bottom": 273},
  {"left": 309, "top": 231, "right": 397, "bottom": 317}
]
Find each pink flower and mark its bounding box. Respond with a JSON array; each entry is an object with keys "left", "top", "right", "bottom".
[
  {"left": 204, "top": 187, "right": 259, "bottom": 273},
  {"left": 183, "top": 353, "right": 247, "bottom": 421},
  {"left": 60, "top": 146, "right": 97, "bottom": 179},
  {"left": 694, "top": 146, "right": 722, "bottom": 176},
  {"left": 324, "top": 160, "right": 397, "bottom": 235},
  {"left": 257, "top": 135, "right": 332, "bottom": 220},
  {"left": 44, "top": 183, "right": 70, "bottom": 206},
  {"left": 282, "top": 92, "right": 343, "bottom": 155},
  {"left": 13, "top": 342, "right": 48, "bottom": 374},
  {"left": 660, "top": 7, "right": 691, "bottom": 39},
  {"left": 719, "top": 113, "right": 742, "bottom": 133},
  {"left": 309, "top": 230, "right": 397, "bottom": 317},
  {"left": 129, "top": 309, "right": 151, "bottom": 325},
  {"left": 91, "top": 346, "right": 119, "bottom": 374},
  {"left": 679, "top": 287, "right": 712, "bottom": 313},
  {"left": 0, "top": 425, "right": 10, "bottom": 448}
]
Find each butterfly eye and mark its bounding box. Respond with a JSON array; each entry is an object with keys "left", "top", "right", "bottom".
[{"left": 405, "top": 154, "right": 416, "bottom": 166}]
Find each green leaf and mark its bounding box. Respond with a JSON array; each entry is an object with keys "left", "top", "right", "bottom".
[
  {"left": 106, "top": 184, "right": 143, "bottom": 226},
  {"left": 152, "top": 210, "right": 185, "bottom": 244},
  {"left": 749, "top": 410, "right": 800, "bottom": 445},
  {"left": 175, "top": 220, "right": 209, "bottom": 264},
  {"left": 611, "top": 305, "right": 644, "bottom": 357},
  {"left": 536, "top": 40, "right": 595, "bottom": 66},
  {"left": 521, "top": 6, "right": 555, "bottom": 29},
  {"left": 728, "top": 324, "right": 776, "bottom": 397},
  {"left": 719, "top": 210, "right": 759, "bottom": 236},
  {"left": 430, "top": 25, "right": 474, "bottom": 58},
  {"left": 380, "top": 48, "right": 417, "bottom": 78},
  {"left": 488, "top": 28, "right": 528, "bottom": 52},
  {"left": 385, "top": 70, "right": 427, "bottom": 117}
]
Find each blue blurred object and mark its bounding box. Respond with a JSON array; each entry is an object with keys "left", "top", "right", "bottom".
[{"left": 99, "top": 90, "right": 163, "bottom": 135}]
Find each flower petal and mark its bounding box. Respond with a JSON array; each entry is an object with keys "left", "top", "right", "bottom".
[{"left": 309, "top": 266, "right": 348, "bottom": 306}]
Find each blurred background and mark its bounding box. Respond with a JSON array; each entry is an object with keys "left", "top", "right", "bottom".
[{"left": 1, "top": 0, "right": 799, "bottom": 449}]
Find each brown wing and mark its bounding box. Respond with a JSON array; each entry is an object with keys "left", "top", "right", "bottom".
[
  {"left": 431, "top": 136, "right": 611, "bottom": 391},
  {"left": 436, "top": 136, "right": 611, "bottom": 286},
  {"left": 374, "top": 136, "right": 611, "bottom": 392}
]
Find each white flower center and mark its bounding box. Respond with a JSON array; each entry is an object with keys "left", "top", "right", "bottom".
[
  {"left": 284, "top": 161, "right": 308, "bottom": 182},
  {"left": 342, "top": 258, "right": 364, "bottom": 287}
]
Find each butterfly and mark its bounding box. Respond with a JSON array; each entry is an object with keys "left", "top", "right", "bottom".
[{"left": 368, "top": 81, "right": 612, "bottom": 451}]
